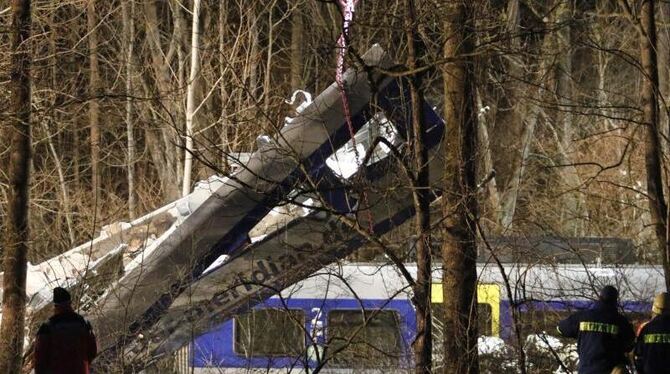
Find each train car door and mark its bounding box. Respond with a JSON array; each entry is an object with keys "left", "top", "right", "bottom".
[{"left": 431, "top": 283, "right": 501, "bottom": 337}]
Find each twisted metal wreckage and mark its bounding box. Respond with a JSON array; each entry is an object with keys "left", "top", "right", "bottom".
[{"left": 13, "top": 45, "right": 448, "bottom": 369}]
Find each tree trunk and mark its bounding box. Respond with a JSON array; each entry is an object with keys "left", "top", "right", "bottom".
[
  {"left": 0, "top": 0, "right": 32, "bottom": 371},
  {"left": 143, "top": 0, "right": 181, "bottom": 201},
  {"left": 87, "top": 0, "right": 101, "bottom": 220},
  {"left": 290, "top": 0, "right": 304, "bottom": 91},
  {"left": 47, "top": 8, "right": 75, "bottom": 245},
  {"left": 553, "top": 0, "right": 587, "bottom": 235},
  {"left": 405, "top": 0, "right": 433, "bottom": 371},
  {"left": 43, "top": 122, "right": 75, "bottom": 246},
  {"left": 122, "top": 0, "right": 136, "bottom": 218},
  {"left": 219, "top": 1, "right": 230, "bottom": 172},
  {"left": 499, "top": 110, "right": 536, "bottom": 230},
  {"left": 182, "top": 0, "right": 201, "bottom": 196},
  {"left": 441, "top": 2, "right": 479, "bottom": 374},
  {"left": 658, "top": 2, "right": 670, "bottom": 147},
  {"left": 247, "top": 4, "right": 260, "bottom": 101},
  {"left": 490, "top": 0, "right": 535, "bottom": 231},
  {"left": 489, "top": 0, "right": 523, "bottom": 213},
  {"left": 263, "top": 2, "right": 274, "bottom": 113},
  {"left": 173, "top": 0, "right": 186, "bottom": 188},
  {"left": 475, "top": 90, "right": 501, "bottom": 223},
  {"left": 639, "top": 0, "right": 669, "bottom": 290}
]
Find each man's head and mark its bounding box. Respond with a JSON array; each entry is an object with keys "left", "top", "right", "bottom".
[
  {"left": 599, "top": 285, "right": 619, "bottom": 306},
  {"left": 652, "top": 292, "right": 670, "bottom": 316},
  {"left": 53, "top": 287, "right": 71, "bottom": 306}
]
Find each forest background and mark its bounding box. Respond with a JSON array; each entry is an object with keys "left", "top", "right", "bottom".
[{"left": 0, "top": 0, "right": 662, "bottom": 263}]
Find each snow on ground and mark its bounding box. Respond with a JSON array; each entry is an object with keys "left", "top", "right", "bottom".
[
  {"left": 478, "top": 336, "right": 506, "bottom": 355},
  {"left": 526, "top": 333, "right": 563, "bottom": 351}
]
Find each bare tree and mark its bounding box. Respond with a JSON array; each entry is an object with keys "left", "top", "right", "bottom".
[
  {"left": 441, "top": 1, "right": 480, "bottom": 373},
  {"left": 182, "top": 0, "right": 202, "bottom": 197},
  {"left": 87, "top": 0, "right": 102, "bottom": 219},
  {"left": 219, "top": 1, "right": 230, "bottom": 173},
  {"left": 290, "top": 0, "right": 304, "bottom": 91},
  {"left": 143, "top": 0, "right": 182, "bottom": 201},
  {"left": 621, "top": 0, "right": 669, "bottom": 288},
  {"left": 404, "top": 1, "right": 432, "bottom": 372},
  {"left": 639, "top": 0, "right": 669, "bottom": 290},
  {"left": 122, "top": 0, "right": 136, "bottom": 219},
  {"left": 0, "top": 0, "right": 32, "bottom": 371}
]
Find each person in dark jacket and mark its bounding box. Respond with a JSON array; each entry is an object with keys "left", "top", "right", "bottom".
[
  {"left": 557, "top": 285, "right": 635, "bottom": 374},
  {"left": 635, "top": 292, "right": 670, "bottom": 374},
  {"left": 34, "top": 287, "right": 97, "bottom": 374}
]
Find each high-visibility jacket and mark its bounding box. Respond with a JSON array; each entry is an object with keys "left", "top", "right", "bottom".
[
  {"left": 34, "top": 307, "right": 97, "bottom": 374},
  {"left": 635, "top": 314, "right": 670, "bottom": 374},
  {"left": 558, "top": 303, "right": 635, "bottom": 374}
]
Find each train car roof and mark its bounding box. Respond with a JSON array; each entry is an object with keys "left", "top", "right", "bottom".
[{"left": 273, "top": 262, "right": 666, "bottom": 304}]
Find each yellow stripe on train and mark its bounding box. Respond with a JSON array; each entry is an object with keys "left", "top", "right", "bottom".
[{"left": 431, "top": 283, "right": 501, "bottom": 337}]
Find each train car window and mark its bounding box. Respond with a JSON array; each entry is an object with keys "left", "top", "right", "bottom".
[
  {"left": 326, "top": 310, "right": 403, "bottom": 368},
  {"left": 432, "top": 303, "right": 492, "bottom": 336},
  {"left": 234, "top": 309, "right": 305, "bottom": 357}
]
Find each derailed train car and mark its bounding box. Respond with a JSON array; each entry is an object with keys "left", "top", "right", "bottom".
[
  {"left": 11, "top": 44, "right": 655, "bottom": 371},
  {"left": 181, "top": 261, "right": 665, "bottom": 373}
]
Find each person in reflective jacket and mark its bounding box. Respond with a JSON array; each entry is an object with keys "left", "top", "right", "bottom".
[
  {"left": 34, "top": 287, "right": 97, "bottom": 374},
  {"left": 557, "top": 285, "right": 635, "bottom": 374},
  {"left": 635, "top": 292, "right": 670, "bottom": 374}
]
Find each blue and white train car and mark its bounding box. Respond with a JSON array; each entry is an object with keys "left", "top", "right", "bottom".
[{"left": 182, "top": 263, "right": 666, "bottom": 373}]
